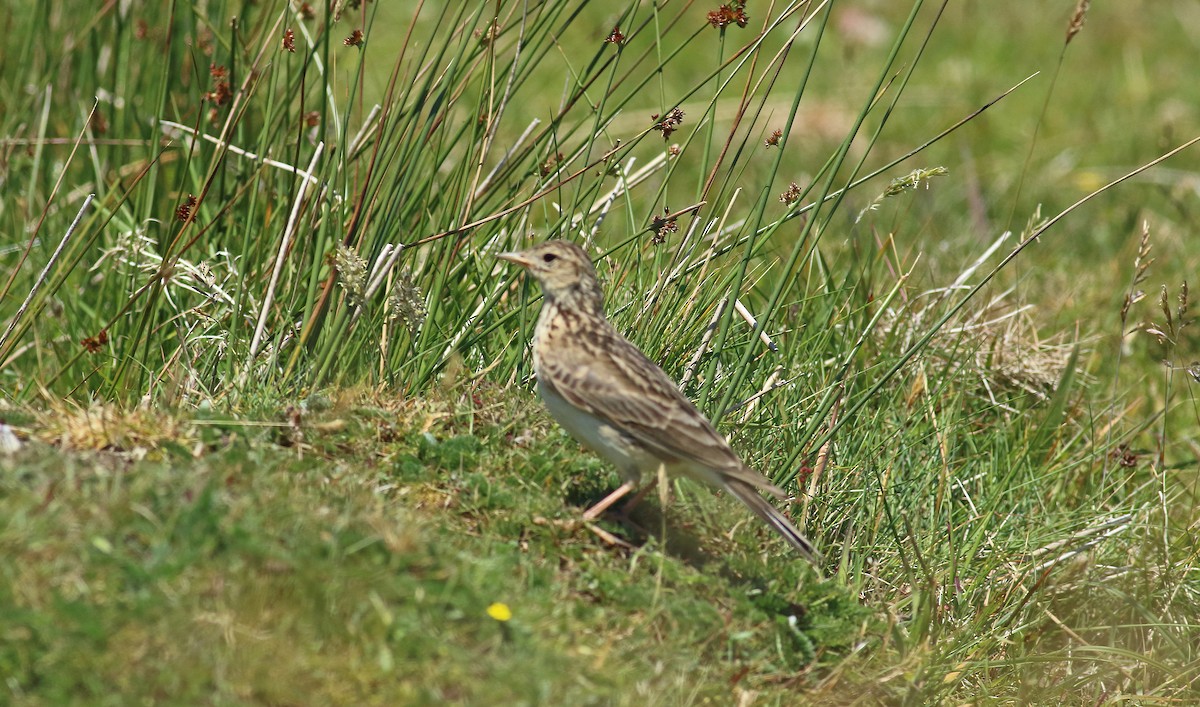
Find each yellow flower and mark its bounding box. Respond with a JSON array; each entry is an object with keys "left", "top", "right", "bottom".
[{"left": 486, "top": 602, "right": 512, "bottom": 622}]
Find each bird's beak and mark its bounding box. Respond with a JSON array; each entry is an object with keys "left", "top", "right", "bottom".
[{"left": 497, "top": 251, "right": 532, "bottom": 268}]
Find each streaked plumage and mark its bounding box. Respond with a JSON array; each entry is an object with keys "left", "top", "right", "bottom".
[{"left": 499, "top": 240, "right": 820, "bottom": 564}]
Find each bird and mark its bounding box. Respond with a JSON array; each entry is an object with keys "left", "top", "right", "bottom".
[{"left": 498, "top": 240, "right": 821, "bottom": 564}]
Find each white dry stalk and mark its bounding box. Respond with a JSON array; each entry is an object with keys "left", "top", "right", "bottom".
[
  {"left": 953, "top": 477, "right": 980, "bottom": 517},
  {"left": 243, "top": 141, "right": 324, "bottom": 382},
  {"left": 671, "top": 191, "right": 762, "bottom": 290},
  {"left": 365, "top": 244, "right": 404, "bottom": 301},
  {"left": 979, "top": 375, "right": 1018, "bottom": 414},
  {"left": 588, "top": 153, "right": 667, "bottom": 217},
  {"left": 948, "top": 303, "right": 1034, "bottom": 335},
  {"left": 586, "top": 155, "right": 640, "bottom": 246},
  {"left": 586, "top": 189, "right": 617, "bottom": 248},
  {"left": 346, "top": 104, "right": 383, "bottom": 157},
  {"left": 541, "top": 114, "right": 624, "bottom": 198},
  {"left": 949, "top": 230, "right": 1011, "bottom": 291},
  {"left": 474, "top": 119, "right": 540, "bottom": 199},
  {"left": 680, "top": 298, "right": 727, "bottom": 389},
  {"left": 670, "top": 205, "right": 707, "bottom": 273},
  {"left": 0, "top": 194, "right": 94, "bottom": 352},
  {"left": 673, "top": 189, "right": 741, "bottom": 324},
  {"left": 342, "top": 242, "right": 413, "bottom": 332},
  {"left": 638, "top": 202, "right": 711, "bottom": 325},
  {"left": 733, "top": 298, "right": 777, "bottom": 353},
  {"left": 1027, "top": 514, "right": 1134, "bottom": 575},
  {"left": 737, "top": 365, "right": 785, "bottom": 424},
  {"left": 159, "top": 120, "right": 329, "bottom": 194}
]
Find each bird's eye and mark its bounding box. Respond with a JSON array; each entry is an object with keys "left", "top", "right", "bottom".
[{"left": 542, "top": 253, "right": 558, "bottom": 263}]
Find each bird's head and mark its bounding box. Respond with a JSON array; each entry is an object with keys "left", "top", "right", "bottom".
[{"left": 498, "top": 240, "right": 604, "bottom": 309}]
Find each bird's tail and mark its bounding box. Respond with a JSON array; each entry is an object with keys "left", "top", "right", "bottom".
[{"left": 725, "top": 479, "right": 822, "bottom": 565}]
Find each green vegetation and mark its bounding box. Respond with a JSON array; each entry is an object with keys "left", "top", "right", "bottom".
[{"left": 1, "top": 0, "right": 1197, "bottom": 703}]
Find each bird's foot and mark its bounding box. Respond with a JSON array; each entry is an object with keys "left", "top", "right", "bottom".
[
  {"left": 582, "top": 520, "right": 635, "bottom": 548},
  {"left": 535, "top": 515, "right": 635, "bottom": 548}
]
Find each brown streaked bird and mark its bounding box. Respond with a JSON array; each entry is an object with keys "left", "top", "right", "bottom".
[{"left": 498, "top": 240, "right": 821, "bottom": 564}]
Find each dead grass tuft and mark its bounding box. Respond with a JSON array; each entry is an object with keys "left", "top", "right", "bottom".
[
  {"left": 881, "top": 293, "right": 1078, "bottom": 406},
  {"left": 34, "top": 402, "right": 194, "bottom": 452}
]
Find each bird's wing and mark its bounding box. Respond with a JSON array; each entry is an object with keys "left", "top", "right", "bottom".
[{"left": 539, "top": 320, "right": 778, "bottom": 493}]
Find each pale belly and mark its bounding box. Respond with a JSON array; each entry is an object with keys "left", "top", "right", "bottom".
[{"left": 537, "top": 378, "right": 657, "bottom": 484}]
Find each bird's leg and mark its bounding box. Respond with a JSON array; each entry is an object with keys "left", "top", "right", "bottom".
[
  {"left": 619, "top": 477, "right": 659, "bottom": 515},
  {"left": 582, "top": 479, "right": 639, "bottom": 521}
]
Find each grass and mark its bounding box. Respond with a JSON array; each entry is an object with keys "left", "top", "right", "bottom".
[
  {"left": 2, "top": 396, "right": 865, "bottom": 704},
  {"left": 1, "top": 0, "right": 1199, "bottom": 703}
]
